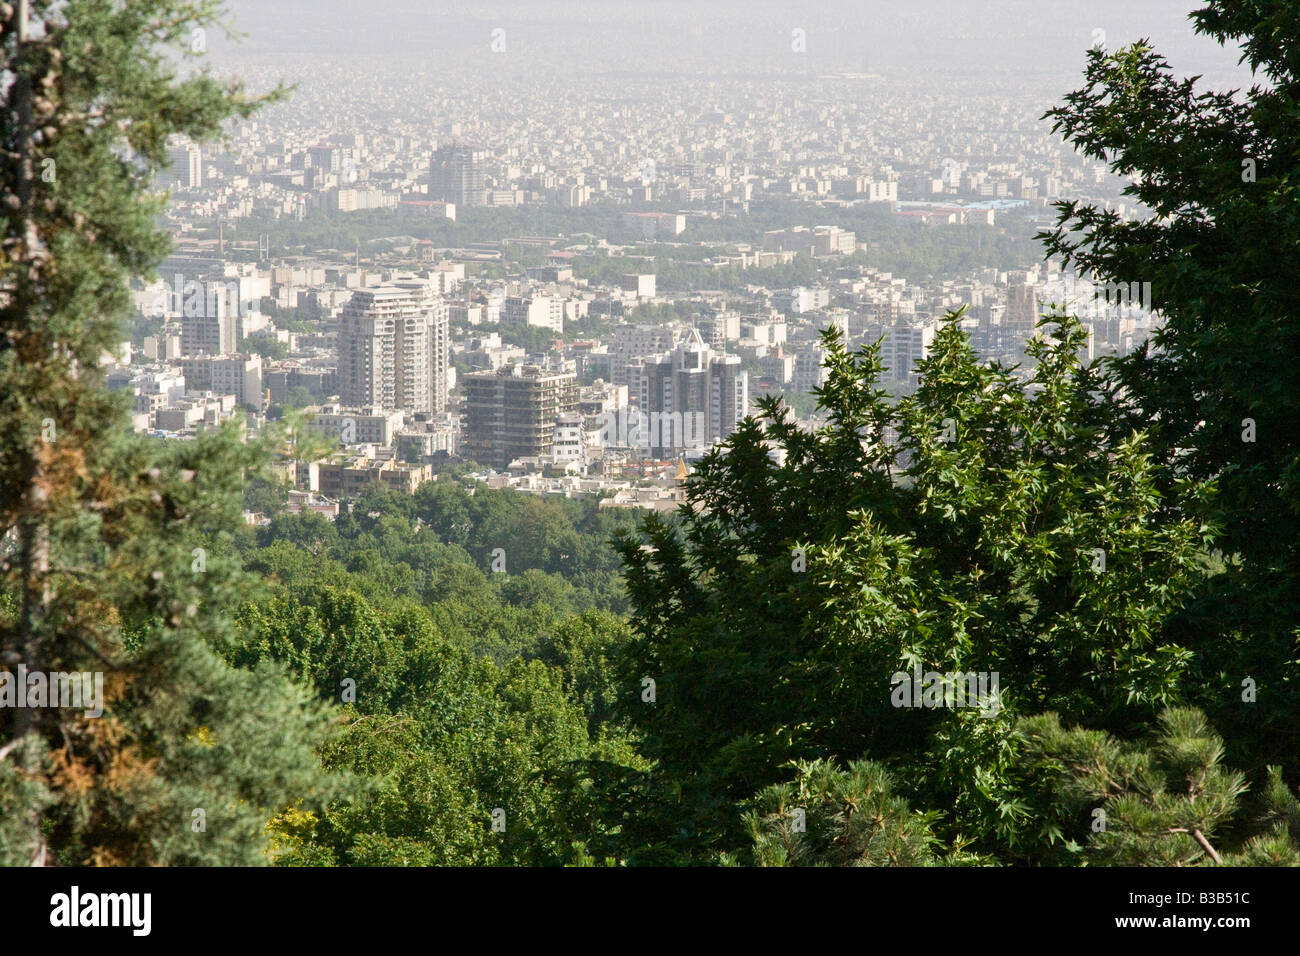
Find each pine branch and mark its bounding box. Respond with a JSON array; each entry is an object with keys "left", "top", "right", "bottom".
[{"left": 1169, "top": 826, "right": 1223, "bottom": 864}]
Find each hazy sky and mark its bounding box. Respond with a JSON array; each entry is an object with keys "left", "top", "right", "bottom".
[{"left": 216, "top": 0, "right": 1251, "bottom": 86}]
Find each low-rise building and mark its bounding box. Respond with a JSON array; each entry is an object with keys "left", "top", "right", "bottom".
[
  {"left": 317, "top": 456, "right": 433, "bottom": 497},
  {"left": 309, "top": 404, "right": 405, "bottom": 446}
]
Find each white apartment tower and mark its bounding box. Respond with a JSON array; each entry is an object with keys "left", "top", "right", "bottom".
[
  {"left": 339, "top": 282, "right": 450, "bottom": 415},
  {"left": 427, "top": 294, "right": 451, "bottom": 414},
  {"left": 503, "top": 294, "right": 564, "bottom": 333},
  {"left": 166, "top": 142, "right": 202, "bottom": 190},
  {"left": 883, "top": 319, "right": 938, "bottom": 391}
]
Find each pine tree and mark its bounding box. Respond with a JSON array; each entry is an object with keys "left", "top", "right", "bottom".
[
  {"left": 736, "top": 758, "right": 966, "bottom": 867},
  {"left": 0, "top": 0, "right": 342, "bottom": 865},
  {"left": 1017, "top": 708, "right": 1300, "bottom": 865}
]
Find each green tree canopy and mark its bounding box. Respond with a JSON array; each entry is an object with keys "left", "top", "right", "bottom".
[
  {"left": 1039, "top": 0, "right": 1300, "bottom": 770},
  {"left": 609, "top": 311, "right": 1216, "bottom": 862}
]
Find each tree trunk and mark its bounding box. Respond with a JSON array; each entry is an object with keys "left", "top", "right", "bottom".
[{"left": 12, "top": 0, "right": 51, "bottom": 868}]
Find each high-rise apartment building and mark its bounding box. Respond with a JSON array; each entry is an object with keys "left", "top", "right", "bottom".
[
  {"left": 619, "top": 274, "right": 657, "bottom": 298},
  {"left": 698, "top": 312, "right": 740, "bottom": 349},
  {"left": 165, "top": 141, "right": 202, "bottom": 190},
  {"left": 338, "top": 282, "right": 450, "bottom": 414},
  {"left": 429, "top": 145, "right": 487, "bottom": 208},
  {"left": 629, "top": 329, "right": 749, "bottom": 458},
  {"left": 308, "top": 145, "right": 355, "bottom": 177},
  {"left": 882, "top": 319, "right": 938, "bottom": 391},
  {"left": 426, "top": 295, "right": 451, "bottom": 414},
  {"left": 462, "top": 365, "right": 579, "bottom": 469},
  {"left": 610, "top": 324, "right": 677, "bottom": 387},
  {"left": 1005, "top": 281, "right": 1039, "bottom": 332},
  {"left": 793, "top": 344, "right": 831, "bottom": 394},
  {"left": 180, "top": 304, "right": 236, "bottom": 356}
]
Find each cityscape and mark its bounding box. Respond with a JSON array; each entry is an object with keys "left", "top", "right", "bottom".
[{"left": 128, "top": 3, "right": 1178, "bottom": 515}]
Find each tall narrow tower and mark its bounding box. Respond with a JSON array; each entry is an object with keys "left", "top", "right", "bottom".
[{"left": 428, "top": 145, "right": 487, "bottom": 208}]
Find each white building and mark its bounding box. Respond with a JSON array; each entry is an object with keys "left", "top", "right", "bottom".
[
  {"left": 619, "top": 274, "right": 657, "bottom": 299},
  {"left": 775, "top": 287, "right": 831, "bottom": 315},
  {"left": 793, "top": 345, "right": 831, "bottom": 394},
  {"left": 338, "top": 281, "right": 450, "bottom": 414},
  {"left": 882, "top": 319, "right": 938, "bottom": 391},
  {"left": 551, "top": 413, "right": 588, "bottom": 469},
  {"left": 165, "top": 141, "right": 202, "bottom": 190},
  {"left": 180, "top": 354, "right": 263, "bottom": 407},
  {"left": 503, "top": 294, "right": 565, "bottom": 333},
  {"left": 309, "top": 405, "right": 407, "bottom": 447}
]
